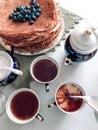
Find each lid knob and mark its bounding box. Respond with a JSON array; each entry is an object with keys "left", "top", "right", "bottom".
[
  {"left": 85, "top": 30, "right": 92, "bottom": 35},
  {"left": 70, "top": 27, "right": 97, "bottom": 52}
]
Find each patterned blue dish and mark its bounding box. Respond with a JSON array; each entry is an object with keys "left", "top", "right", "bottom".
[{"left": 0, "top": 50, "right": 20, "bottom": 87}]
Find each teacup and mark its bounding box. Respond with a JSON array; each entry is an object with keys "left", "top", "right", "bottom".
[
  {"left": 6, "top": 88, "right": 44, "bottom": 124},
  {"left": 30, "top": 55, "right": 59, "bottom": 92},
  {"left": 48, "top": 82, "right": 85, "bottom": 114},
  {"left": 0, "top": 49, "right": 20, "bottom": 86}
]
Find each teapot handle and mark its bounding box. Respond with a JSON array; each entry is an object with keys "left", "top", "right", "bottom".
[{"left": 91, "top": 27, "right": 98, "bottom": 48}]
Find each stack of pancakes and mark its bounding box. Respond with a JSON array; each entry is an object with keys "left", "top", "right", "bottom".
[{"left": 0, "top": 0, "right": 63, "bottom": 54}]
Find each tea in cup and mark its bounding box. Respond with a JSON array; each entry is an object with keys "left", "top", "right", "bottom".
[
  {"left": 6, "top": 88, "right": 44, "bottom": 124},
  {"left": 30, "top": 55, "right": 59, "bottom": 92},
  {"left": 48, "top": 82, "right": 85, "bottom": 114}
]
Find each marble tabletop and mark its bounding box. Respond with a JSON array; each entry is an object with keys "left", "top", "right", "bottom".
[{"left": 0, "top": 2, "right": 98, "bottom": 130}]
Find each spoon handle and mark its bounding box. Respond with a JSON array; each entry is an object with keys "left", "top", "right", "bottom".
[
  {"left": 5, "top": 67, "right": 23, "bottom": 76},
  {"left": 69, "top": 95, "right": 91, "bottom": 100},
  {"left": 87, "top": 101, "right": 98, "bottom": 113},
  {"left": 70, "top": 95, "right": 98, "bottom": 113}
]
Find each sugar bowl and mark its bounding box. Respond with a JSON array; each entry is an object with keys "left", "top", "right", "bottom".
[{"left": 0, "top": 47, "right": 22, "bottom": 86}]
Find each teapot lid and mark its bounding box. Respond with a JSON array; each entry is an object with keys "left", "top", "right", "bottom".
[{"left": 70, "top": 27, "right": 97, "bottom": 52}]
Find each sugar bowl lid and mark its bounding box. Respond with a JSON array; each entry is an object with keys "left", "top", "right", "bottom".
[{"left": 70, "top": 27, "right": 98, "bottom": 52}]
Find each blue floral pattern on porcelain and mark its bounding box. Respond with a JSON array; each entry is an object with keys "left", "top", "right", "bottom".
[
  {"left": 65, "top": 35, "right": 97, "bottom": 63},
  {"left": 0, "top": 52, "right": 20, "bottom": 87}
]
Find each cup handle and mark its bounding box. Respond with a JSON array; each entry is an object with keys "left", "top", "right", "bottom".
[
  {"left": 5, "top": 45, "right": 14, "bottom": 55},
  {"left": 45, "top": 83, "right": 49, "bottom": 92},
  {"left": 48, "top": 102, "right": 56, "bottom": 108},
  {"left": 36, "top": 113, "right": 44, "bottom": 121}
]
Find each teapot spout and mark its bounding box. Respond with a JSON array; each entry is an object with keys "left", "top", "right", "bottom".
[{"left": 64, "top": 57, "right": 74, "bottom": 65}]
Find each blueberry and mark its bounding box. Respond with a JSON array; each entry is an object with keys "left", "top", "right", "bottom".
[
  {"left": 28, "top": 14, "right": 32, "bottom": 19},
  {"left": 27, "top": 10, "right": 31, "bottom": 15},
  {"left": 25, "top": 14, "right": 29, "bottom": 20},
  {"left": 14, "top": 9, "right": 17, "bottom": 13},
  {"left": 31, "top": 15, "right": 36, "bottom": 20},
  {"left": 9, "top": 14, "right": 13, "bottom": 19},
  {"left": 37, "top": 8, "right": 41, "bottom": 13},
  {"left": 31, "top": 12, "right": 35, "bottom": 15},
  {"left": 35, "top": 12, "right": 40, "bottom": 17},
  {"left": 31, "top": 7, "right": 36, "bottom": 13},
  {"left": 25, "top": 5, "right": 31, "bottom": 10},
  {"left": 13, "top": 12, "right": 16, "bottom": 16},
  {"left": 19, "top": 10, "right": 24, "bottom": 15},
  {"left": 23, "top": 9, "right": 28, "bottom": 15},
  {"left": 31, "top": 5, "right": 34, "bottom": 10},
  {"left": 20, "top": 9, "right": 27, "bottom": 16},
  {"left": 17, "top": 14, "right": 23, "bottom": 22},
  {"left": 29, "top": 20, "right": 34, "bottom": 25},
  {"left": 14, "top": 12, "right": 20, "bottom": 17},
  {"left": 17, "top": 5, "right": 24, "bottom": 11},
  {"left": 13, "top": 16, "right": 17, "bottom": 22},
  {"left": 34, "top": 3, "right": 40, "bottom": 9},
  {"left": 22, "top": 18, "right": 26, "bottom": 22},
  {"left": 31, "top": 0, "right": 36, "bottom": 5},
  {"left": 16, "top": 7, "right": 20, "bottom": 11}
]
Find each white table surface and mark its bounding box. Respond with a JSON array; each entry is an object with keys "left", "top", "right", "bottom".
[
  {"left": 56, "top": 0, "right": 98, "bottom": 28},
  {"left": 0, "top": 1, "right": 98, "bottom": 130}
]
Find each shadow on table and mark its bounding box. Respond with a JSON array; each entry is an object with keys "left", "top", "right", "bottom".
[{"left": 94, "top": 111, "right": 98, "bottom": 123}]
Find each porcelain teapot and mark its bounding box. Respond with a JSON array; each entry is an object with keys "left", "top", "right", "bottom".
[{"left": 64, "top": 26, "right": 98, "bottom": 65}]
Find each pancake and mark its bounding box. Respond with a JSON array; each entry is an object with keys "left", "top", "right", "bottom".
[{"left": 0, "top": 0, "right": 63, "bottom": 54}]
